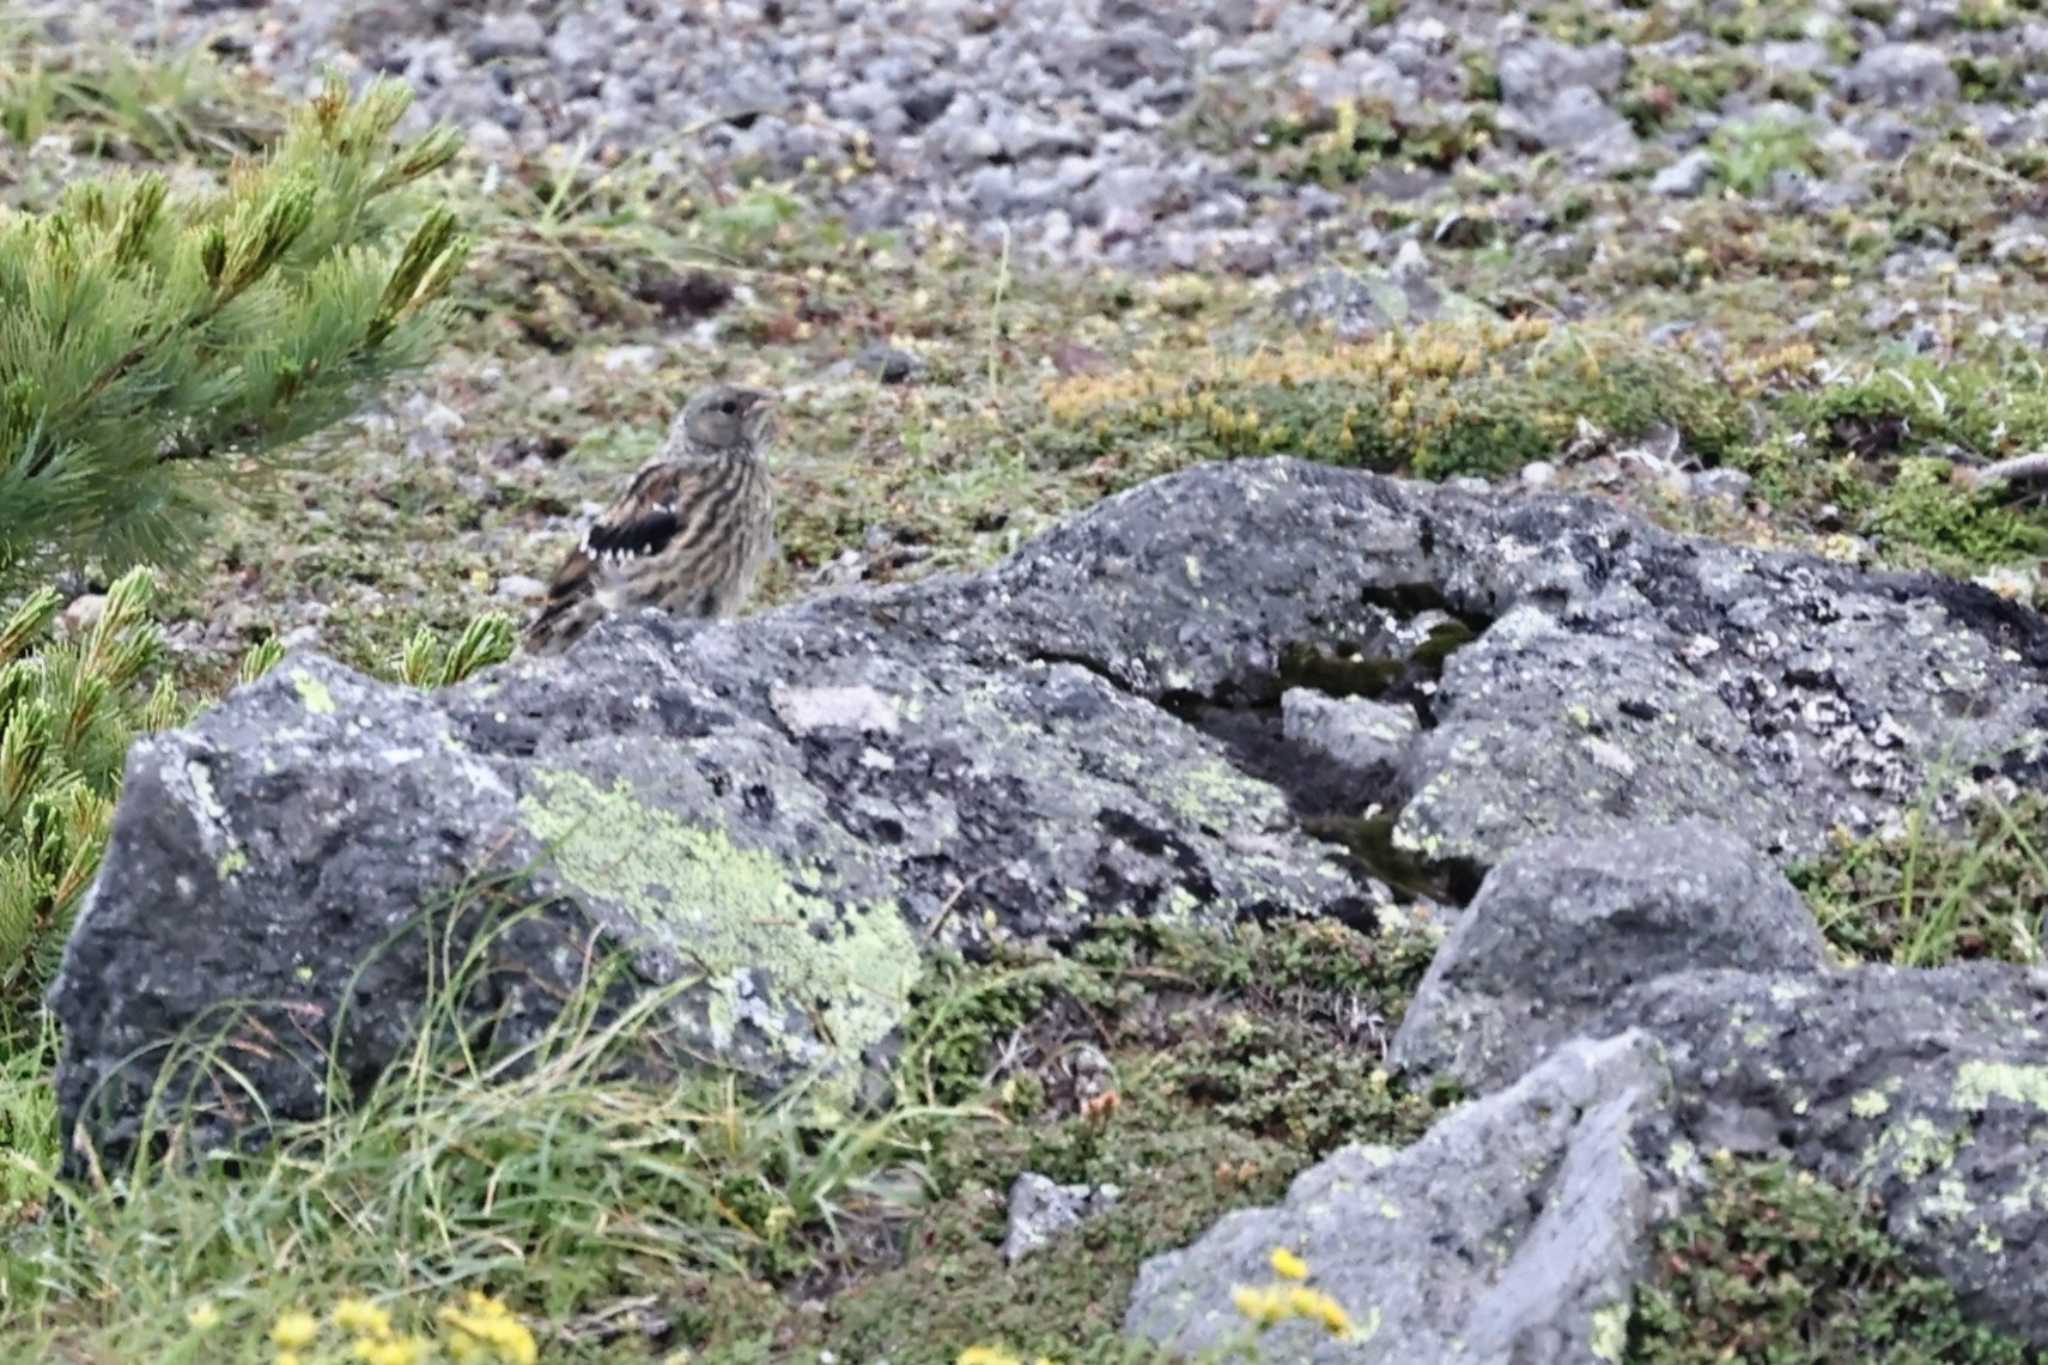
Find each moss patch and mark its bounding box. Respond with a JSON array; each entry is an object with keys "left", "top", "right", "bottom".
[
  {"left": 685, "top": 915, "right": 1450, "bottom": 1362},
  {"left": 1627, "top": 1156, "right": 2036, "bottom": 1364}
]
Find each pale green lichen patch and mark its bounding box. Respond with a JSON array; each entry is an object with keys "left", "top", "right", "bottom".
[
  {"left": 1850, "top": 1088, "right": 1890, "bottom": 1119},
  {"left": 1590, "top": 1302, "right": 1630, "bottom": 1362},
  {"left": 1862, "top": 1115, "right": 1963, "bottom": 1182},
  {"left": 1953, "top": 1060, "right": 2048, "bottom": 1112},
  {"left": 1163, "top": 758, "right": 1281, "bottom": 831},
  {"left": 518, "top": 768, "right": 922, "bottom": 1094},
  {"left": 291, "top": 668, "right": 336, "bottom": 715}
]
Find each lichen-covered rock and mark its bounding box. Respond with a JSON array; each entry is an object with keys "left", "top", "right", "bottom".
[
  {"left": 1123, "top": 1032, "right": 1669, "bottom": 1363},
  {"left": 1390, "top": 820, "right": 1828, "bottom": 1093},
  {"left": 50, "top": 457, "right": 2048, "bottom": 1173},
  {"left": 1607, "top": 964, "right": 2048, "bottom": 1343},
  {"left": 1280, "top": 689, "right": 1418, "bottom": 783}
]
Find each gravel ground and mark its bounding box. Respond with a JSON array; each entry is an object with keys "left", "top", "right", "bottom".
[{"left": 28, "top": 0, "right": 2048, "bottom": 276}]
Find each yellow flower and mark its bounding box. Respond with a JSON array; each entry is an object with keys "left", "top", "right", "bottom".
[
  {"left": 1286, "top": 1286, "right": 1356, "bottom": 1338},
  {"left": 359, "top": 1338, "right": 430, "bottom": 1365},
  {"left": 335, "top": 1297, "right": 395, "bottom": 1340},
  {"left": 277, "top": 1354, "right": 303, "bottom": 1365},
  {"left": 272, "top": 1311, "right": 320, "bottom": 1350},
  {"left": 1230, "top": 1284, "right": 1288, "bottom": 1326},
  {"left": 1268, "top": 1247, "right": 1310, "bottom": 1281},
  {"left": 955, "top": 1349, "right": 1021, "bottom": 1365},
  {"left": 438, "top": 1293, "right": 537, "bottom": 1365},
  {"left": 185, "top": 1301, "right": 221, "bottom": 1332}
]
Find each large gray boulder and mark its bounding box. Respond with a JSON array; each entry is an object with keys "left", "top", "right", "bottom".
[
  {"left": 1609, "top": 964, "right": 2048, "bottom": 1341},
  {"left": 49, "top": 457, "right": 2048, "bottom": 1172},
  {"left": 1391, "top": 819, "right": 1829, "bottom": 1093},
  {"left": 1124, "top": 1031, "right": 1669, "bottom": 1363}
]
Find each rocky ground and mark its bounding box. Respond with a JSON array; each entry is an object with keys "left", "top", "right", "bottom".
[
  {"left": 16, "top": 0, "right": 2048, "bottom": 1362},
  {"left": 14, "top": 0, "right": 2048, "bottom": 684}
]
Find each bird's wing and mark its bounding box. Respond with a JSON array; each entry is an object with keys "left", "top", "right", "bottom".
[{"left": 524, "top": 461, "right": 724, "bottom": 651}]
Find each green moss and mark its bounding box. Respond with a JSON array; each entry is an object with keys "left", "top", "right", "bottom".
[
  {"left": 1627, "top": 1157, "right": 2035, "bottom": 1364},
  {"left": 519, "top": 768, "right": 923, "bottom": 1103},
  {"left": 711, "top": 916, "right": 1450, "bottom": 1361},
  {"left": 1042, "top": 321, "right": 1751, "bottom": 486}
]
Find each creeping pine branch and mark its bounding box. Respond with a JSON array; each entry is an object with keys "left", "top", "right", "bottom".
[{"left": 1970, "top": 452, "right": 2048, "bottom": 487}]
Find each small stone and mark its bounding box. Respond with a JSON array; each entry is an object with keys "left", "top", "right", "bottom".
[
  {"left": 61, "top": 594, "right": 107, "bottom": 634},
  {"left": 1842, "top": 43, "right": 1960, "bottom": 106},
  {"left": 855, "top": 343, "right": 922, "bottom": 385},
  {"left": 1282, "top": 689, "right": 1419, "bottom": 777},
  {"left": 468, "top": 14, "right": 546, "bottom": 63},
  {"left": 1520, "top": 461, "right": 1558, "bottom": 488},
  {"left": 496, "top": 574, "right": 547, "bottom": 601},
  {"left": 601, "top": 345, "right": 663, "bottom": 374},
  {"left": 1002, "top": 1172, "right": 1120, "bottom": 1264},
  {"left": 1690, "top": 469, "right": 1753, "bottom": 504},
  {"left": 1651, "top": 149, "right": 1716, "bottom": 198}
]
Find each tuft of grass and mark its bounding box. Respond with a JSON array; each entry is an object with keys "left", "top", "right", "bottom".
[
  {"left": 2, "top": 884, "right": 970, "bottom": 1361},
  {"left": 1709, "top": 116, "right": 1825, "bottom": 198},
  {"left": 1793, "top": 793, "right": 2048, "bottom": 968},
  {"left": 0, "top": 19, "right": 279, "bottom": 164},
  {"left": 1628, "top": 1155, "right": 2036, "bottom": 1363}
]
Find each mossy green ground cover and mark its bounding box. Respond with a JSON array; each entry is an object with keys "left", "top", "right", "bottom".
[{"left": 8, "top": 14, "right": 2048, "bottom": 1363}]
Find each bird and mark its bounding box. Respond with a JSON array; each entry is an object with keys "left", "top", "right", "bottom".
[{"left": 524, "top": 384, "right": 778, "bottom": 654}]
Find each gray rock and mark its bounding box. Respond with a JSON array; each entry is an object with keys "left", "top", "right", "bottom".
[
  {"left": 1391, "top": 821, "right": 1828, "bottom": 1093},
  {"left": 1612, "top": 965, "right": 2048, "bottom": 1341},
  {"left": 1496, "top": 38, "right": 1629, "bottom": 108},
  {"left": 1279, "top": 266, "right": 1482, "bottom": 340},
  {"left": 1002, "top": 1172, "right": 1121, "bottom": 1264},
  {"left": 467, "top": 13, "right": 547, "bottom": 63},
  {"left": 1651, "top": 148, "right": 1717, "bottom": 198},
  {"left": 1689, "top": 468, "right": 1754, "bottom": 503},
  {"left": 51, "top": 458, "right": 2048, "bottom": 1170},
  {"left": 495, "top": 573, "right": 547, "bottom": 602},
  {"left": 1842, "top": 42, "right": 1962, "bottom": 106},
  {"left": 854, "top": 343, "right": 922, "bottom": 385},
  {"left": 1506, "top": 87, "right": 1643, "bottom": 173},
  {"left": 1124, "top": 1032, "right": 1668, "bottom": 1363},
  {"left": 1280, "top": 689, "right": 1418, "bottom": 781}
]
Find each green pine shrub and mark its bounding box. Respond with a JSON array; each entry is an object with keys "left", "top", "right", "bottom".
[
  {"left": 0, "top": 569, "right": 185, "bottom": 1044},
  {"left": 0, "top": 572, "right": 515, "bottom": 1052},
  {"left": 0, "top": 72, "right": 470, "bottom": 595}
]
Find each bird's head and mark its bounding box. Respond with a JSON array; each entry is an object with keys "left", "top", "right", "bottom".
[{"left": 678, "top": 385, "right": 777, "bottom": 454}]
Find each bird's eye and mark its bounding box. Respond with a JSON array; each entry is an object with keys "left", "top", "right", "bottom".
[{"left": 719, "top": 399, "right": 738, "bottom": 415}]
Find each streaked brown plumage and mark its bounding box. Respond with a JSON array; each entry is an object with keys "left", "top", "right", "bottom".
[{"left": 524, "top": 384, "right": 777, "bottom": 654}]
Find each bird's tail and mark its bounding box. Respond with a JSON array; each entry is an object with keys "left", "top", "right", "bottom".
[{"left": 523, "top": 550, "right": 602, "bottom": 655}]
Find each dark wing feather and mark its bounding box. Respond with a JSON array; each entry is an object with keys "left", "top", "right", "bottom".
[
  {"left": 583, "top": 504, "right": 682, "bottom": 562},
  {"left": 524, "top": 461, "right": 731, "bottom": 652}
]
